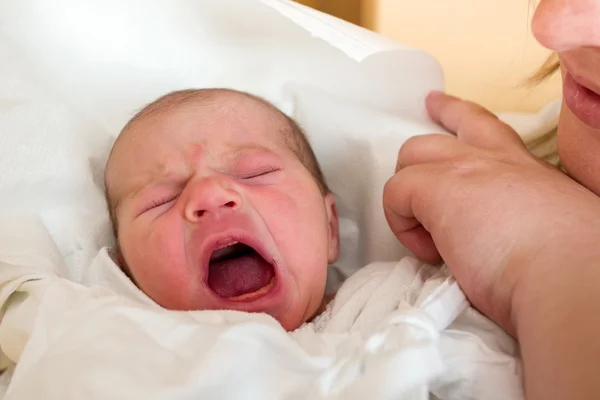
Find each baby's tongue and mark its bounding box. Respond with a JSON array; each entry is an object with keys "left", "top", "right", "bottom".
[{"left": 207, "top": 251, "right": 274, "bottom": 298}]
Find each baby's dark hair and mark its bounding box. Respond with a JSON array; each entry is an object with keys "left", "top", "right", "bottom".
[{"left": 105, "top": 88, "right": 330, "bottom": 239}]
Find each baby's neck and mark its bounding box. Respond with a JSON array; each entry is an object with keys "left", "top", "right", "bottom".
[{"left": 309, "top": 292, "right": 336, "bottom": 322}]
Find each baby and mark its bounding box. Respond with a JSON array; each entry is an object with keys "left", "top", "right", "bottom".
[
  {"left": 104, "top": 88, "right": 340, "bottom": 331},
  {"left": 0, "top": 88, "right": 523, "bottom": 399}
]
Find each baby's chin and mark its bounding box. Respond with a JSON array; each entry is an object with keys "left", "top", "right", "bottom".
[
  {"left": 132, "top": 279, "right": 307, "bottom": 331},
  {"left": 121, "top": 256, "right": 328, "bottom": 331}
]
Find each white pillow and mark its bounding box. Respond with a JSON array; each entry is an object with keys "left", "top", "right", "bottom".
[
  {"left": 0, "top": 0, "right": 444, "bottom": 280},
  {"left": 0, "top": 40, "right": 114, "bottom": 282}
]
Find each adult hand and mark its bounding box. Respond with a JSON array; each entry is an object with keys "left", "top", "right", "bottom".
[{"left": 383, "top": 92, "right": 600, "bottom": 335}]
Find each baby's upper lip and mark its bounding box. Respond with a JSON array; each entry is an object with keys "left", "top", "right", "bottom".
[
  {"left": 203, "top": 233, "right": 275, "bottom": 269},
  {"left": 196, "top": 220, "right": 279, "bottom": 284}
]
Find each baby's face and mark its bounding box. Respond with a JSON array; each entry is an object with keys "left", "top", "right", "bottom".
[{"left": 106, "top": 94, "right": 339, "bottom": 331}]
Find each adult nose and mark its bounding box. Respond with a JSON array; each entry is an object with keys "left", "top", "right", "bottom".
[
  {"left": 183, "top": 176, "right": 243, "bottom": 222},
  {"left": 532, "top": 0, "right": 600, "bottom": 51}
]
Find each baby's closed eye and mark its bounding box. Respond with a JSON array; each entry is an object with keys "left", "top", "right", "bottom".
[
  {"left": 140, "top": 194, "right": 179, "bottom": 214},
  {"left": 238, "top": 166, "right": 281, "bottom": 180}
]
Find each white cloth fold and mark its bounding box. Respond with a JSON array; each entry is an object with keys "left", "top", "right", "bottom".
[{"left": 0, "top": 218, "right": 524, "bottom": 399}]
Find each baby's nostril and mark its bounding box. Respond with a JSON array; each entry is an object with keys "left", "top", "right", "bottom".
[
  {"left": 195, "top": 210, "right": 205, "bottom": 218},
  {"left": 225, "top": 201, "right": 235, "bottom": 208}
]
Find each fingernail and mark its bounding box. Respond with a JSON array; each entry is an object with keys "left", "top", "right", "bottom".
[{"left": 426, "top": 91, "right": 444, "bottom": 105}]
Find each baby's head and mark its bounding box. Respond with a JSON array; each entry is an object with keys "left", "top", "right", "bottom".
[{"left": 104, "top": 89, "right": 339, "bottom": 331}]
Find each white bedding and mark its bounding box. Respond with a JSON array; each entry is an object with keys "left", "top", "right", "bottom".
[
  {"left": 0, "top": 0, "right": 557, "bottom": 398},
  {"left": 0, "top": 216, "right": 523, "bottom": 400},
  {"left": 0, "top": 0, "right": 559, "bottom": 281},
  {"left": 0, "top": 0, "right": 445, "bottom": 283}
]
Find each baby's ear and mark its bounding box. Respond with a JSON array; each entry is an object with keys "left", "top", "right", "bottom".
[{"left": 324, "top": 193, "right": 340, "bottom": 263}]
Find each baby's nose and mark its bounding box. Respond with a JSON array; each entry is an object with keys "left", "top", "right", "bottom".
[
  {"left": 184, "top": 177, "right": 243, "bottom": 222},
  {"left": 532, "top": 0, "right": 600, "bottom": 51}
]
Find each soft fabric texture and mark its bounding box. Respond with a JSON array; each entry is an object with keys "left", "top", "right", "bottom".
[
  {"left": 0, "top": 2, "right": 548, "bottom": 398},
  {"left": 0, "top": 215, "right": 523, "bottom": 399},
  {"left": 0, "top": 0, "right": 444, "bottom": 283},
  {"left": 0, "top": 1, "right": 559, "bottom": 283}
]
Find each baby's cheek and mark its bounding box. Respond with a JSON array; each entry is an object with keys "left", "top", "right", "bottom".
[
  {"left": 132, "top": 223, "right": 198, "bottom": 310},
  {"left": 256, "top": 186, "right": 330, "bottom": 278},
  {"left": 260, "top": 191, "right": 321, "bottom": 245}
]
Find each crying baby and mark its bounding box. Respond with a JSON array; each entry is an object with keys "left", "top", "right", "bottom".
[{"left": 103, "top": 88, "right": 340, "bottom": 331}]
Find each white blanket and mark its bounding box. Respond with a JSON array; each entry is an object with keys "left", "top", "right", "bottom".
[
  {"left": 0, "top": 0, "right": 444, "bottom": 284},
  {"left": 0, "top": 215, "right": 523, "bottom": 399},
  {"left": 0, "top": 2, "right": 549, "bottom": 398},
  {"left": 0, "top": 0, "right": 559, "bottom": 284}
]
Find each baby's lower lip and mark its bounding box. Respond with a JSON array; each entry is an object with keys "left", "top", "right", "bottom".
[
  {"left": 563, "top": 71, "right": 600, "bottom": 129},
  {"left": 224, "top": 277, "right": 276, "bottom": 302}
]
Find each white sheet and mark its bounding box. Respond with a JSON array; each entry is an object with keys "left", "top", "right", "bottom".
[
  {"left": 0, "top": 216, "right": 523, "bottom": 400},
  {"left": 0, "top": 0, "right": 560, "bottom": 282},
  {"left": 0, "top": 1, "right": 555, "bottom": 398},
  {"left": 0, "top": 0, "right": 445, "bottom": 283}
]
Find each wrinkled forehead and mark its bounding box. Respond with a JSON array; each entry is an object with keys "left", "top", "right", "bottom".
[{"left": 105, "top": 95, "right": 293, "bottom": 198}]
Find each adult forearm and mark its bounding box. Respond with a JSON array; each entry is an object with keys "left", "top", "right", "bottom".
[{"left": 513, "top": 259, "right": 600, "bottom": 400}]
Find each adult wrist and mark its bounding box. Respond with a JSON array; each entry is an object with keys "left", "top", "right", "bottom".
[{"left": 509, "top": 252, "right": 600, "bottom": 399}]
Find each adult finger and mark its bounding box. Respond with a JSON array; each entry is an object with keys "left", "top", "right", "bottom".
[
  {"left": 426, "top": 92, "right": 526, "bottom": 152},
  {"left": 383, "top": 164, "right": 445, "bottom": 264},
  {"left": 396, "top": 133, "right": 471, "bottom": 172}
]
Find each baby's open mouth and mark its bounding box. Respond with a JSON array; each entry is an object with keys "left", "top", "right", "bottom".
[{"left": 207, "top": 242, "right": 275, "bottom": 300}]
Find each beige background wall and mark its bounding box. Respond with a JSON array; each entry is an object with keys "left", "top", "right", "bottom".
[
  {"left": 363, "top": 0, "right": 561, "bottom": 112},
  {"left": 296, "top": 0, "right": 361, "bottom": 25},
  {"left": 296, "top": 0, "right": 562, "bottom": 113}
]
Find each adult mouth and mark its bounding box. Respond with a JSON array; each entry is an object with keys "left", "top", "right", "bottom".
[
  {"left": 204, "top": 236, "right": 277, "bottom": 302},
  {"left": 563, "top": 70, "right": 600, "bottom": 129}
]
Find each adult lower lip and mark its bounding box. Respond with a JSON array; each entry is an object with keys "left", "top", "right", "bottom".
[{"left": 563, "top": 71, "right": 600, "bottom": 129}]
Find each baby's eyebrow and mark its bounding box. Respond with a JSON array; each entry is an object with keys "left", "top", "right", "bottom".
[
  {"left": 145, "top": 172, "right": 190, "bottom": 191},
  {"left": 229, "top": 142, "right": 274, "bottom": 155},
  {"left": 226, "top": 143, "right": 278, "bottom": 164},
  {"left": 122, "top": 171, "right": 188, "bottom": 203}
]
